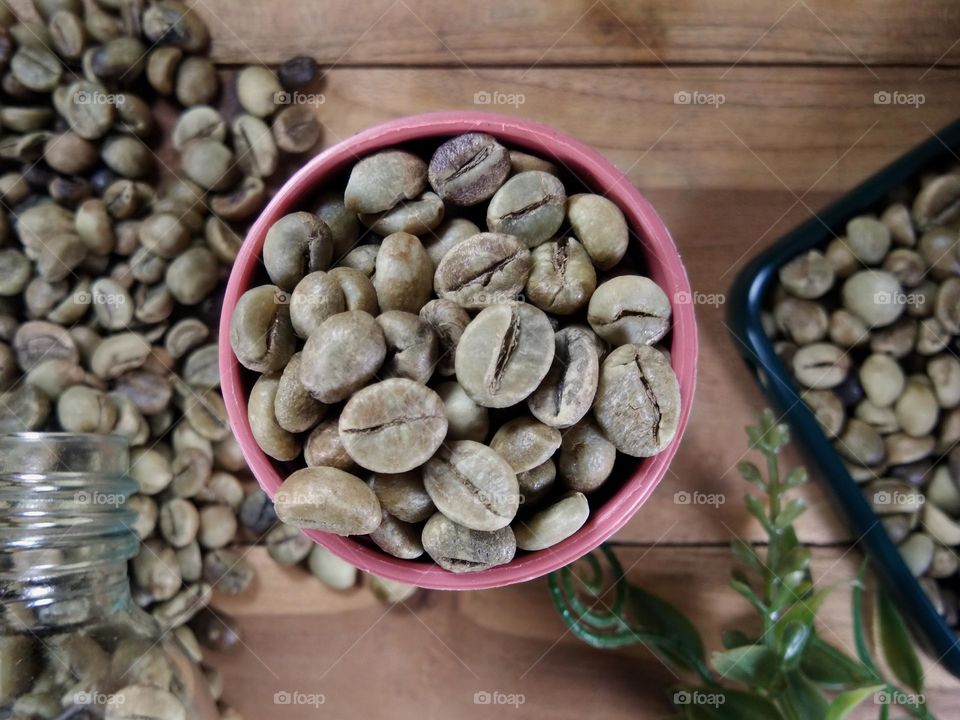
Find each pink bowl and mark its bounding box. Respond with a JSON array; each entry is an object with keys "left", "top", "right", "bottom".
[{"left": 219, "top": 111, "right": 698, "bottom": 590}]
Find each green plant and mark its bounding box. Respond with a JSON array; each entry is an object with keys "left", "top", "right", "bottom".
[{"left": 549, "top": 410, "right": 934, "bottom": 719}]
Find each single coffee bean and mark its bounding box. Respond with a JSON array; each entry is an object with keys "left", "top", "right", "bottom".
[
  {"left": 528, "top": 326, "right": 600, "bottom": 428},
  {"left": 895, "top": 380, "right": 939, "bottom": 437},
  {"left": 374, "top": 231, "right": 433, "bottom": 313},
  {"left": 196, "top": 471, "right": 245, "bottom": 510},
  {"left": 132, "top": 540, "right": 181, "bottom": 602},
  {"left": 182, "top": 344, "right": 220, "bottom": 388},
  {"left": 883, "top": 249, "right": 925, "bottom": 288},
  {"left": 421, "top": 512, "right": 516, "bottom": 573},
  {"left": 238, "top": 488, "right": 277, "bottom": 536},
  {"left": 377, "top": 310, "right": 438, "bottom": 384},
  {"left": 172, "top": 106, "right": 226, "bottom": 150},
  {"left": 934, "top": 277, "right": 960, "bottom": 334},
  {"left": 272, "top": 104, "right": 321, "bottom": 154},
  {"left": 428, "top": 132, "right": 510, "bottom": 206},
  {"left": 344, "top": 149, "right": 427, "bottom": 214},
  {"left": 509, "top": 150, "right": 559, "bottom": 175},
  {"left": 210, "top": 175, "right": 266, "bottom": 220},
  {"left": 130, "top": 447, "right": 173, "bottom": 495},
  {"left": 367, "top": 471, "right": 436, "bottom": 523},
  {"left": 248, "top": 372, "right": 300, "bottom": 461},
  {"left": 828, "top": 308, "right": 868, "bottom": 348},
  {"left": 229, "top": 284, "right": 296, "bottom": 373},
  {"left": 139, "top": 212, "right": 190, "bottom": 258},
  {"left": 855, "top": 398, "right": 899, "bottom": 435},
  {"left": 315, "top": 192, "right": 359, "bottom": 258},
  {"left": 288, "top": 271, "right": 345, "bottom": 338},
  {"left": 594, "top": 344, "right": 680, "bottom": 457},
  {"left": 277, "top": 55, "right": 319, "bottom": 89},
  {"left": 233, "top": 113, "right": 278, "bottom": 178},
  {"left": 90, "top": 277, "right": 134, "bottom": 330},
  {"left": 44, "top": 131, "right": 97, "bottom": 175},
  {"left": 369, "top": 509, "right": 424, "bottom": 559},
  {"left": 181, "top": 138, "right": 237, "bottom": 191},
  {"left": 165, "top": 247, "right": 220, "bottom": 306},
  {"left": 845, "top": 216, "right": 891, "bottom": 264},
  {"left": 514, "top": 492, "right": 589, "bottom": 551},
  {"left": 835, "top": 418, "right": 885, "bottom": 466},
  {"left": 146, "top": 45, "right": 182, "bottom": 94},
  {"left": 106, "top": 685, "right": 186, "bottom": 720},
  {"left": 842, "top": 270, "right": 905, "bottom": 327},
  {"left": 114, "top": 370, "right": 172, "bottom": 416},
  {"left": 175, "top": 56, "right": 219, "bottom": 107},
  {"left": 11, "top": 44, "right": 61, "bottom": 91},
  {"left": 489, "top": 417, "right": 561, "bottom": 474},
  {"left": 885, "top": 432, "right": 934, "bottom": 466},
  {"left": 778, "top": 250, "right": 835, "bottom": 299},
  {"left": 57, "top": 384, "right": 117, "bottom": 433},
  {"left": 517, "top": 459, "right": 556, "bottom": 508},
  {"left": 565, "top": 193, "right": 629, "bottom": 270},
  {"left": 928, "top": 354, "right": 960, "bottom": 408},
  {"left": 870, "top": 317, "right": 917, "bottom": 358},
  {"left": 860, "top": 353, "right": 905, "bottom": 407},
  {"left": 236, "top": 65, "right": 282, "bottom": 117},
  {"left": 359, "top": 190, "right": 444, "bottom": 236},
  {"left": 328, "top": 266, "right": 378, "bottom": 314},
  {"left": 423, "top": 217, "right": 481, "bottom": 269},
  {"left": 0, "top": 248, "right": 32, "bottom": 296},
  {"left": 455, "top": 302, "right": 555, "bottom": 408},
  {"left": 340, "top": 244, "right": 379, "bottom": 276},
  {"left": 265, "top": 524, "right": 312, "bottom": 566},
  {"left": 304, "top": 419, "right": 354, "bottom": 470},
  {"left": 423, "top": 440, "right": 520, "bottom": 531},
  {"left": 159, "top": 498, "right": 200, "bottom": 548},
  {"left": 262, "top": 211, "right": 334, "bottom": 291},
  {"left": 275, "top": 466, "right": 382, "bottom": 536},
  {"left": 275, "top": 352, "right": 326, "bottom": 433},
  {"left": 299, "top": 310, "right": 386, "bottom": 402},
  {"left": 308, "top": 545, "right": 357, "bottom": 590},
  {"left": 165, "top": 318, "right": 209, "bottom": 359},
  {"left": 791, "top": 342, "right": 851, "bottom": 389},
  {"left": 918, "top": 227, "right": 960, "bottom": 280},
  {"left": 339, "top": 379, "right": 447, "bottom": 473},
  {"left": 419, "top": 299, "right": 470, "bottom": 376},
  {"left": 803, "top": 389, "right": 846, "bottom": 438},
  {"left": 142, "top": 0, "right": 209, "bottom": 51},
  {"left": 487, "top": 170, "right": 565, "bottom": 248},
  {"left": 205, "top": 215, "right": 244, "bottom": 263},
  {"left": 526, "top": 237, "right": 597, "bottom": 314},
  {"left": 436, "top": 380, "right": 489, "bottom": 442},
  {"left": 588, "top": 275, "right": 672, "bottom": 346},
  {"left": 171, "top": 447, "right": 213, "bottom": 498},
  {"left": 913, "top": 173, "right": 960, "bottom": 230},
  {"left": 197, "top": 505, "right": 238, "bottom": 550},
  {"left": 434, "top": 232, "right": 531, "bottom": 309}
]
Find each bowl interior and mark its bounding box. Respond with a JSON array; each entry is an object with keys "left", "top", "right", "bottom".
[{"left": 219, "top": 111, "right": 698, "bottom": 590}]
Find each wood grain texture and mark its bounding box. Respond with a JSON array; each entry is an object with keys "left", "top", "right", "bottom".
[
  {"left": 209, "top": 547, "right": 955, "bottom": 719},
  {"left": 10, "top": 0, "right": 958, "bottom": 67}
]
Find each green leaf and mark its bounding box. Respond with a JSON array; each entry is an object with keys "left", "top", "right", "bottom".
[
  {"left": 745, "top": 495, "right": 772, "bottom": 531},
  {"left": 783, "top": 670, "right": 830, "bottom": 720},
  {"left": 712, "top": 645, "right": 778, "bottom": 686},
  {"left": 784, "top": 467, "right": 809, "bottom": 488},
  {"left": 778, "top": 620, "right": 812, "bottom": 669},
  {"left": 721, "top": 629, "right": 753, "bottom": 649},
  {"left": 773, "top": 586, "right": 832, "bottom": 646},
  {"left": 876, "top": 589, "right": 924, "bottom": 694},
  {"left": 824, "top": 685, "right": 885, "bottom": 720},
  {"left": 778, "top": 546, "right": 812, "bottom": 577},
  {"left": 701, "top": 689, "right": 786, "bottom": 720},
  {"left": 852, "top": 564, "right": 880, "bottom": 676},
  {"left": 730, "top": 578, "right": 765, "bottom": 613},
  {"left": 628, "top": 586, "right": 706, "bottom": 672},
  {"left": 774, "top": 499, "right": 807, "bottom": 529},
  {"left": 801, "top": 635, "right": 880, "bottom": 689},
  {"left": 747, "top": 426, "right": 765, "bottom": 450},
  {"left": 731, "top": 538, "right": 763, "bottom": 573},
  {"left": 739, "top": 461, "right": 765, "bottom": 488}
]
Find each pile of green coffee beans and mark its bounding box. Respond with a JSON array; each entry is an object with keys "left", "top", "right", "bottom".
[
  {"left": 0, "top": 2, "right": 410, "bottom": 715},
  {"left": 766, "top": 169, "right": 960, "bottom": 628},
  {"left": 231, "top": 131, "right": 682, "bottom": 574}
]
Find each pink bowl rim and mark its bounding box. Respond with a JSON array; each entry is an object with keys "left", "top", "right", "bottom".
[{"left": 219, "top": 111, "right": 698, "bottom": 590}]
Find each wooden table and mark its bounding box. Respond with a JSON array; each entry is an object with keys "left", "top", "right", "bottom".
[{"left": 38, "top": 0, "right": 960, "bottom": 715}]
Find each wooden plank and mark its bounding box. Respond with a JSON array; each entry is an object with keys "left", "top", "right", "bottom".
[
  {"left": 303, "top": 66, "right": 960, "bottom": 192},
  {"left": 10, "top": 0, "right": 958, "bottom": 67},
  {"left": 209, "top": 547, "right": 956, "bottom": 719}
]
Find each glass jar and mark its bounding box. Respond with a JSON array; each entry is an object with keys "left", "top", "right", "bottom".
[{"left": 0, "top": 433, "right": 218, "bottom": 719}]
